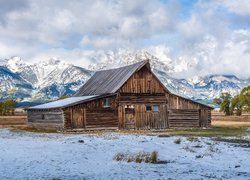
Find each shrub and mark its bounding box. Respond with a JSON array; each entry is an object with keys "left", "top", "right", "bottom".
[
  {"left": 150, "top": 151, "right": 158, "bottom": 163},
  {"left": 183, "top": 145, "right": 196, "bottom": 153},
  {"left": 187, "top": 136, "right": 199, "bottom": 142},
  {"left": 113, "top": 151, "right": 159, "bottom": 164},
  {"left": 174, "top": 138, "right": 181, "bottom": 144}
]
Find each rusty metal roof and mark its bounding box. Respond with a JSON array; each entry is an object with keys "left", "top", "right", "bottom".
[{"left": 74, "top": 60, "right": 149, "bottom": 96}]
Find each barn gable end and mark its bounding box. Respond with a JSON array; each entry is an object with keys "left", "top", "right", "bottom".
[{"left": 119, "top": 64, "right": 167, "bottom": 94}]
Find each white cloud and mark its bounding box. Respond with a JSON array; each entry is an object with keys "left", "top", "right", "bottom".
[
  {"left": 219, "top": 0, "right": 250, "bottom": 16},
  {"left": 0, "top": 0, "right": 249, "bottom": 79}
]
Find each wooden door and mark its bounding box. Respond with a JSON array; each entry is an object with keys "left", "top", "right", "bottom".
[
  {"left": 125, "top": 106, "right": 136, "bottom": 129},
  {"left": 72, "top": 109, "right": 85, "bottom": 128}
]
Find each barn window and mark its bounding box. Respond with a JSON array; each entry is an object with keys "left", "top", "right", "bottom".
[
  {"left": 41, "top": 114, "right": 45, "bottom": 120},
  {"left": 153, "top": 105, "right": 160, "bottom": 112},
  {"left": 103, "top": 98, "right": 111, "bottom": 107},
  {"left": 146, "top": 105, "right": 152, "bottom": 112}
]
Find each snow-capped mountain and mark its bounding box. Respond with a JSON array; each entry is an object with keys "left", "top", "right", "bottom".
[
  {"left": 0, "top": 52, "right": 249, "bottom": 103},
  {"left": 0, "top": 57, "right": 92, "bottom": 101}
]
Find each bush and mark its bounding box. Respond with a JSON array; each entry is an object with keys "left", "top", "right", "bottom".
[
  {"left": 113, "top": 151, "right": 159, "bottom": 164},
  {"left": 183, "top": 145, "right": 196, "bottom": 153},
  {"left": 187, "top": 136, "right": 199, "bottom": 142},
  {"left": 174, "top": 138, "right": 181, "bottom": 144},
  {"left": 150, "top": 151, "right": 158, "bottom": 163}
]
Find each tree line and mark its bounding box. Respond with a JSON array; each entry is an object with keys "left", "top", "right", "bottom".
[
  {"left": 214, "top": 85, "right": 250, "bottom": 116},
  {"left": 0, "top": 100, "right": 17, "bottom": 115}
]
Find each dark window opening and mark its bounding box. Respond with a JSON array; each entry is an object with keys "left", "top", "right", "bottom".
[
  {"left": 41, "top": 114, "right": 45, "bottom": 120},
  {"left": 146, "top": 105, "right": 152, "bottom": 112},
  {"left": 103, "top": 98, "right": 111, "bottom": 108}
]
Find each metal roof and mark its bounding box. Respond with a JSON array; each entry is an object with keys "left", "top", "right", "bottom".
[
  {"left": 28, "top": 95, "right": 98, "bottom": 110},
  {"left": 74, "top": 60, "right": 148, "bottom": 96}
]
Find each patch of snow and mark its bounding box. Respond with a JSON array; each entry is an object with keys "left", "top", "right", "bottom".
[{"left": 0, "top": 129, "right": 249, "bottom": 179}]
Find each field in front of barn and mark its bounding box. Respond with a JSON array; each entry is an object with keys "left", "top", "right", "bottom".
[{"left": 0, "top": 128, "right": 250, "bottom": 179}]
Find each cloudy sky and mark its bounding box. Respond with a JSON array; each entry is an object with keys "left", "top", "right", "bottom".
[{"left": 0, "top": 0, "right": 250, "bottom": 78}]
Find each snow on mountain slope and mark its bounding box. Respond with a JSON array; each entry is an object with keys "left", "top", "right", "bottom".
[
  {"left": 0, "top": 66, "right": 33, "bottom": 100},
  {"left": 1, "top": 57, "right": 92, "bottom": 101},
  {"left": 0, "top": 52, "right": 249, "bottom": 102},
  {"left": 6, "top": 57, "right": 92, "bottom": 89}
]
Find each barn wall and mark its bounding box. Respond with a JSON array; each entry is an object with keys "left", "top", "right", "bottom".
[
  {"left": 168, "top": 109, "right": 200, "bottom": 128},
  {"left": 119, "top": 93, "right": 168, "bottom": 129},
  {"left": 118, "top": 65, "right": 170, "bottom": 130},
  {"left": 119, "top": 66, "right": 166, "bottom": 94},
  {"left": 63, "top": 95, "right": 119, "bottom": 129},
  {"left": 168, "top": 94, "right": 212, "bottom": 128},
  {"left": 168, "top": 94, "right": 208, "bottom": 110},
  {"left": 27, "top": 110, "right": 64, "bottom": 130},
  {"left": 86, "top": 109, "right": 118, "bottom": 128},
  {"left": 64, "top": 108, "right": 86, "bottom": 129},
  {"left": 118, "top": 103, "right": 168, "bottom": 130},
  {"left": 119, "top": 94, "right": 167, "bottom": 103}
]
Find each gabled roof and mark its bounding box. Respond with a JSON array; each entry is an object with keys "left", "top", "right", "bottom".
[{"left": 74, "top": 60, "right": 149, "bottom": 96}]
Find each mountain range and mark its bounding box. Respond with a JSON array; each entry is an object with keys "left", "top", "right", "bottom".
[{"left": 0, "top": 51, "right": 249, "bottom": 105}]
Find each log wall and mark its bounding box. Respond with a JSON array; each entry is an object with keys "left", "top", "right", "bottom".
[
  {"left": 63, "top": 95, "right": 119, "bottom": 129},
  {"left": 119, "top": 94, "right": 167, "bottom": 103},
  {"left": 27, "top": 110, "right": 64, "bottom": 130},
  {"left": 168, "top": 109, "right": 200, "bottom": 128},
  {"left": 86, "top": 109, "right": 118, "bottom": 128}
]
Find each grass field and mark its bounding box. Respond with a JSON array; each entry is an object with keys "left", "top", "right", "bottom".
[{"left": 212, "top": 112, "right": 250, "bottom": 128}]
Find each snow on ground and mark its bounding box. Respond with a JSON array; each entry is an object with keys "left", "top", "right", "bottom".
[{"left": 0, "top": 129, "right": 250, "bottom": 180}]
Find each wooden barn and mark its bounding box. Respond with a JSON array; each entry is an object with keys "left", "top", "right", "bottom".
[{"left": 27, "top": 60, "right": 213, "bottom": 130}]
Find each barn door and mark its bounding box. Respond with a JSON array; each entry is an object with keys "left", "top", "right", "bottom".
[
  {"left": 72, "top": 108, "right": 85, "bottom": 128},
  {"left": 199, "top": 109, "right": 208, "bottom": 128},
  {"left": 125, "top": 105, "right": 136, "bottom": 129},
  {"left": 134, "top": 104, "right": 168, "bottom": 130}
]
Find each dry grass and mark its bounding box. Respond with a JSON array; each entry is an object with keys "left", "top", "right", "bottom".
[
  {"left": 0, "top": 116, "right": 26, "bottom": 126},
  {"left": 10, "top": 126, "right": 58, "bottom": 133},
  {"left": 113, "top": 151, "right": 159, "bottom": 163},
  {"left": 212, "top": 112, "right": 250, "bottom": 128},
  {"left": 212, "top": 121, "right": 250, "bottom": 128}
]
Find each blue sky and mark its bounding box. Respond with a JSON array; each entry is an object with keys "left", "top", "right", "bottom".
[{"left": 0, "top": 0, "right": 250, "bottom": 78}]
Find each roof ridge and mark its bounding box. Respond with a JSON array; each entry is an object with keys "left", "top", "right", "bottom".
[{"left": 96, "top": 60, "right": 148, "bottom": 72}]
